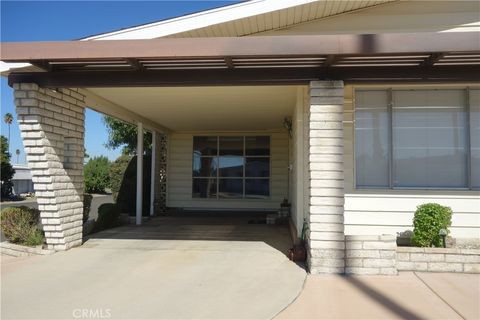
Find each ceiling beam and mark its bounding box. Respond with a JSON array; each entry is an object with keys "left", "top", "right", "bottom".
[
  {"left": 8, "top": 65, "right": 480, "bottom": 88},
  {"left": 2, "top": 32, "right": 479, "bottom": 62},
  {"left": 421, "top": 53, "right": 445, "bottom": 67},
  {"left": 126, "top": 58, "right": 145, "bottom": 71},
  {"left": 224, "top": 57, "right": 235, "bottom": 69},
  {"left": 29, "top": 60, "right": 51, "bottom": 71}
]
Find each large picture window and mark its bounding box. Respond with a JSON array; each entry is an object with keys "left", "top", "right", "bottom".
[
  {"left": 355, "top": 88, "right": 479, "bottom": 190},
  {"left": 192, "top": 136, "right": 270, "bottom": 198}
]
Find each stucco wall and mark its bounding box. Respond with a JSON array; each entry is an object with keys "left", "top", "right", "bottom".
[{"left": 167, "top": 132, "right": 289, "bottom": 210}]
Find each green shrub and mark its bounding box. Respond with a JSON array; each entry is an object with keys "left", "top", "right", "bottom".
[
  {"left": 84, "top": 156, "right": 111, "bottom": 194},
  {"left": 24, "top": 229, "right": 45, "bottom": 246},
  {"left": 1, "top": 136, "right": 15, "bottom": 199},
  {"left": 94, "top": 203, "right": 121, "bottom": 231},
  {"left": 0, "top": 206, "right": 44, "bottom": 246},
  {"left": 83, "top": 193, "right": 93, "bottom": 223},
  {"left": 411, "top": 203, "right": 452, "bottom": 247},
  {"left": 109, "top": 154, "right": 151, "bottom": 216},
  {"left": 109, "top": 155, "right": 132, "bottom": 201}
]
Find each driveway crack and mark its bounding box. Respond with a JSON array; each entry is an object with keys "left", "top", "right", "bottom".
[{"left": 413, "top": 271, "right": 466, "bottom": 320}]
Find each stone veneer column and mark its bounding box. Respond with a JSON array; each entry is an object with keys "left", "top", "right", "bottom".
[
  {"left": 308, "top": 80, "right": 345, "bottom": 274},
  {"left": 154, "top": 132, "right": 168, "bottom": 214},
  {"left": 14, "top": 83, "right": 86, "bottom": 250}
]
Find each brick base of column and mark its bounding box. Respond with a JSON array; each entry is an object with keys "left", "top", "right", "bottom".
[
  {"left": 345, "top": 235, "right": 398, "bottom": 275},
  {"left": 14, "top": 83, "right": 86, "bottom": 250}
]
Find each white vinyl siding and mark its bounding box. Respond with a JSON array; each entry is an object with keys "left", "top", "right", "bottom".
[
  {"left": 343, "top": 85, "right": 480, "bottom": 239},
  {"left": 167, "top": 132, "right": 289, "bottom": 210}
]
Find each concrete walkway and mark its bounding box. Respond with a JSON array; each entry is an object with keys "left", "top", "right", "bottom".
[
  {"left": 1, "top": 215, "right": 306, "bottom": 320},
  {"left": 277, "top": 272, "right": 480, "bottom": 320}
]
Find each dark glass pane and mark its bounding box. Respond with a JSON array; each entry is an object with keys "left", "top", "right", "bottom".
[
  {"left": 192, "top": 178, "right": 217, "bottom": 198},
  {"left": 245, "top": 179, "right": 269, "bottom": 198},
  {"left": 193, "top": 136, "right": 217, "bottom": 156},
  {"left": 219, "top": 156, "right": 244, "bottom": 177},
  {"left": 245, "top": 157, "right": 270, "bottom": 177},
  {"left": 193, "top": 155, "right": 218, "bottom": 177},
  {"left": 245, "top": 136, "right": 270, "bottom": 156},
  {"left": 218, "top": 179, "right": 243, "bottom": 198},
  {"left": 219, "top": 136, "right": 243, "bottom": 156}
]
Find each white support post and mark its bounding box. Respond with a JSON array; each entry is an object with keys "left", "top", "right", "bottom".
[
  {"left": 136, "top": 122, "right": 144, "bottom": 225},
  {"left": 150, "top": 131, "right": 156, "bottom": 216}
]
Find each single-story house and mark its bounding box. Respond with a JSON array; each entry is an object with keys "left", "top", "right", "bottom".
[
  {"left": 1, "top": 0, "right": 479, "bottom": 274},
  {"left": 12, "top": 164, "right": 35, "bottom": 195}
]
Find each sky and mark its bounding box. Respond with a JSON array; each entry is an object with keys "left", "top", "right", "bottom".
[{"left": 0, "top": 0, "right": 238, "bottom": 163}]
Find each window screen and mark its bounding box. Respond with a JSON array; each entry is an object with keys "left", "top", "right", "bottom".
[
  {"left": 355, "top": 90, "right": 390, "bottom": 188},
  {"left": 355, "top": 88, "right": 475, "bottom": 189},
  {"left": 470, "top": 89, "right": 480, "bottom": 189}
]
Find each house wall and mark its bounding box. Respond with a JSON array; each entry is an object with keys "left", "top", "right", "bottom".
[
  {"left": 12, "top": 180, "right": 34, "bottom": 195},
  {"left": 342, "top": 84, "right": 480, "bottom": 239},
  {"left": 289, "top": 87, "right": 310, "bottom": 238},
  {"left": 257, "top": 0, "right": 479, "bottom": 35},
  {"left": 167, "top": 131, "right": 289, "bottom": 210}
]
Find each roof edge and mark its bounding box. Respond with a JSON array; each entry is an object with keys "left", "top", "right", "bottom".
[{"left": 81, "top": 0, "right": 319, "bottom": 41}]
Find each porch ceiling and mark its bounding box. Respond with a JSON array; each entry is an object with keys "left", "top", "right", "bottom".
[{"left": 86, "top": 86, "right": 298, "bottom": 132}]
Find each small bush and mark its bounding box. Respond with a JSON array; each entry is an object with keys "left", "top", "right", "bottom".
[
  {"left": 94, "top": 203, "right": 121, "bottom": 232},
  {"left": 83, "top": 193, "right": 93, "bottom": 223},
  {"left": 84, "top": 156, "right": 111, "bottom": 194},
  {"left": 411, "top": 203, "right": 452, "bottom": 247},
  {"left": 0, "top": 206, "right": 44, "bottom": 246}
]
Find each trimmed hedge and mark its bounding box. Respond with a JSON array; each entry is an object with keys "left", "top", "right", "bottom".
[
  {"left": 412, "top": 203, "right": 452, "bottom": 247},
  {"left": 109, "top": 154, "right": 151, "bottom": 216},
  {"left": 0, "top": 206, "right": 44, "bottom": 246},
  {"left": 83, "top": 193, "right": 93, "bottom": 223}
]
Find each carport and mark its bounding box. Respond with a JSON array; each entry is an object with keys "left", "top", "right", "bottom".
[{"left": 2, "top": 32, "right": 479, "bottom": 275}]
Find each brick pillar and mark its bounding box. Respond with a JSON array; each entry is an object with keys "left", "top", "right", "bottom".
[
  {"left": 14, "top": 83, "right": 86, "bottom": 250},
  {"left": 154, "top": 132, "right": 168, "bottom": 214},
  {"left": 308, "top": 80, "right": 345, "bottom": 274}
]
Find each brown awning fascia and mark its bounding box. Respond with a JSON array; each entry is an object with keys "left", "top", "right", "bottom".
[
  {"left": 2, "top": 32, "right": 479, "bottom": 61},
  {"left": 8, "top": 65, "right": 480, "bottom": 88}
]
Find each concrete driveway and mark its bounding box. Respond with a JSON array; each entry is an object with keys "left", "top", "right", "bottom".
[
  {"left": 277, "top": 272, "right": 480, "bottom": 320},
  {"left": 1, "top": 214, "right": 306, "bottom": 320}
]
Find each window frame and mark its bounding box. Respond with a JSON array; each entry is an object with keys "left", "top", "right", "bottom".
[
  {"left": 354, "top": 87, "right": 478, "bottom": 191},
  {"left": 192, "top": 135, "right": 271, "bottom": 199}
]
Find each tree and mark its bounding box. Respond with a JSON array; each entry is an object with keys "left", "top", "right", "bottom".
[
  {"left": 103, "top": 116, "right": 152, "bottom": 155},
  {"left": 84, "top": 156, "right": 111, "bottom": 194},
  {"left": 15, "top": 149, "right": 20, "bottom": 164},
  {"left": 3, "top": 113, "right": 13, "bottom": 155},
  {"left": 1, "top": 136, "right": 15, "bottom": 199}
]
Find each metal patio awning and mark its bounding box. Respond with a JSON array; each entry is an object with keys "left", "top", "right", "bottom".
[{"left": 2, "top": 32, "right": 480, "bottom": 87}]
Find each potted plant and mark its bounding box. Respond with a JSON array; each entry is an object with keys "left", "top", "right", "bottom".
[{"left": 288, "top": 218, "right": 308, "bottom": 262}]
